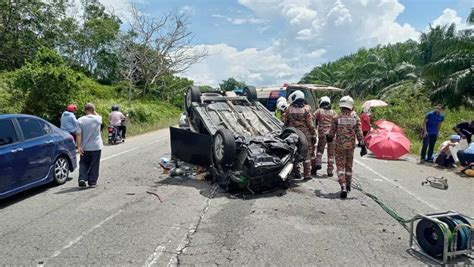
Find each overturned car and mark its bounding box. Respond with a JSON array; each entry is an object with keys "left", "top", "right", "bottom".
[{"left": 170, "top": 86, "right": 308, "bottom": 192}]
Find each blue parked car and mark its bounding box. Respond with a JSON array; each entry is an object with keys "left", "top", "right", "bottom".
[{"left": 0, "top": 114, "right": 77, "bottom": 199}]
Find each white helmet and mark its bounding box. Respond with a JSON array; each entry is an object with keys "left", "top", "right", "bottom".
[
  {"left": 288, "top": 90, "right": 305, "bottom": 104},
  {"left": 276, "top": 97, "right": 286, "bottom": 105},
  {"left": 339, "top": 95, "right": 354, "bottom": 110},
  {"left": 276, "top": 99, "right": 288, "bottom": 111},
  {"left": 319, "top": 96, "right": 331, "bottom": 105}
]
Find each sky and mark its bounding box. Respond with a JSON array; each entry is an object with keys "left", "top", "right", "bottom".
[{"left": 97, "top": 0, "right": 473, "bottom": 87}]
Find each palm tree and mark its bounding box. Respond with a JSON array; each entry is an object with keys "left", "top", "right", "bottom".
[{"left": 421, "top": 23, "right": 474, "bottom": 107}]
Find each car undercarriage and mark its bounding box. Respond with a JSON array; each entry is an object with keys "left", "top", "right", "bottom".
[{"left": 170, "top": 86, "right": 308, "bottom": 192}]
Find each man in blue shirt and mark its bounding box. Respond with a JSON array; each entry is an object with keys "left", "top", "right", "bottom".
[{"left": 421, "top": 104, "right": 444, "bottom": 163}]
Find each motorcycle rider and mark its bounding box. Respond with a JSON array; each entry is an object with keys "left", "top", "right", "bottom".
[
  {"left": 283, "top": 90, "right": 316, "bottom": 180},
  {"left": 275, "top": 97, "right": 288, "bottom": 120},
  {"left": 109, "top": 105, "right": 127, "bottom": 140},
  {"left": 328, "top": 96, "right": 367, "bottom": 198},
  {"left": 313, "top": 96, "right": 337, "bottom": 176}
]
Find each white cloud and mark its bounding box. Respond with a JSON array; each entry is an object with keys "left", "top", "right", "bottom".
[
  {"left": 179, "top": 5, "right": 195, "bottom": 16},
  {"left": 69, "top": 0, "right": 146, "bottom": 20},
  {"left": 185, "top": 1, "right": 472, "bottom": 87},
  {"left": 228, "top": 17, "right": 268, "bottom": 25},
  {"left": 182, "top": 43, "right": 301, "bottom": 87},
  {"left": 212, "top": 14, "right": 268, "bottom": 25},
  {"left": 308, "top": 49, "right": 327, "bottom": 58},
  {"left": 431, "top": 8, "right": 473, "bottom": 30}
]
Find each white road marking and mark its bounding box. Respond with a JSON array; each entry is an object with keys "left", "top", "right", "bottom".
[
  {"left": 149, "top": 138, "right": 168, "bottom": 145},
  {"left": 354, "top": 159, "right": 440, "bottom": 210},
  {"left": 166, "top": 223, "right": 196, "bottom": 267},
  {"left": 144, "top": 226, "right": 180, "bottom": 267},
  {"left": 49, "top": 210, "right": 123, "bottom": 260},
  {"left": 99, "top": 137, "right": 167, "bottom": 162},
  {"left": 101, "top": 148, "right": 139, "bottom": 161}
]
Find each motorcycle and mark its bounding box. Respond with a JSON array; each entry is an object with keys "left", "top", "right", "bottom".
[{"left": 108, "top": 125, "right": 123, "bottom": 144}]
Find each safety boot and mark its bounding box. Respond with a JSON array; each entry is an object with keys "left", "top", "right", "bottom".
[
  {"left": 327, "top": 171, "right": 333, "bottom": 177},
  {"left": 347, "top": 182, "right": 351, "bottom": 192},
  {"left": 311, "top": 165, "right": 321, "bottom": 175},
  {"left": 340, "top": 184, "right": 347, "bottom": 199}
]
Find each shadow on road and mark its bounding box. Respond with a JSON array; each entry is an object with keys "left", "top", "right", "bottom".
[
  {"left": 0, "top": 177, "right": 75, "bottom": 209},
  {"left": 55, "top": 186, "right": 89, "bottom": 194},
  {"left": 156, "top": 175, "right": 288, "bottom": 200},
  {"left": 314, "top": 189, "right": 356, "bottom": 200}
]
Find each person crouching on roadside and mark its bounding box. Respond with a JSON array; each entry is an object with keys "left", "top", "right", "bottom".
[
  {"left": 327, "top": 96, "right": 366, "bottom": 199},
  {"left": 60, "top": 104, "right": 78, "bottom": 142},
  {"left": 283, "top": 90, "right": 316, "bottom": 180},
  {"left": 457, "top": 142, "right": 474, "bottom": 168},
  {"left": 434, "top": 135, "right": 461, "bottom": 168}
]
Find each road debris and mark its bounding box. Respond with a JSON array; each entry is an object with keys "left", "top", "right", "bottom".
[
  {"left": 421, "top": 176, "right": 448, "bottom": 190},
  {"left": 146, "top": 191, "right": 163, "bottom": 203}
]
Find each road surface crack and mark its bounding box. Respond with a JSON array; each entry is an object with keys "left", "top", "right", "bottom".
[{"left": 172, "top": 185, "right": 218, "bottom": 266}]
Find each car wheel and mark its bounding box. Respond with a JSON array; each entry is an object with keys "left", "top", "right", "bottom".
[
  {"left": 243, "top": 86, "right": 257, "bottom": 102},
  {"left": 53, "top": 156, "right": 69, "bottom": 185},
  {"left": 186, "top": 86, "right": 202, "bottom": 112},
  {"left": 213, "top": 128, "right": 236, "bottom": 165},
  {"left": 280, "top": 127, "right": 308, "bottom": 161}
]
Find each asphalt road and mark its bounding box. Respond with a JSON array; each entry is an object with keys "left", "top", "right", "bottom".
[{"left": 1, "top": 128, "right": 473, "bottom": 266}]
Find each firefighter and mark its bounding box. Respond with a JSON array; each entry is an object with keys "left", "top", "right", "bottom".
[
  {"left": 283, "top": 90, "right": 316, "bottom": 180},
  {"left": 313, "top": 96, "right": 337, "bottom": 176},
  {"left": 328, "top": 96, "right": 367, "bottom": 198},
  {"left": 275, "top": 97, "right": 288, "bottom": 120}
]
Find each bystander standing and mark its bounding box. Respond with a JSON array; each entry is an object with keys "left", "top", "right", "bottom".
[
  {"left": 76, "top": 103, "right": 103, "bottom": 188},
  {"left": 420, "top": 104, "right": 444, "bottom": 163}
]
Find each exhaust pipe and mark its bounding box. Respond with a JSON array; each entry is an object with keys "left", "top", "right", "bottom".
[{"left": 279, "top": 162, "right": 293, "bottom": 181}]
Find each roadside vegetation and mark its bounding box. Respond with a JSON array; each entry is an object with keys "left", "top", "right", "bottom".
[
  {"left": 0, "top": 0, "right": 201, "bottom": 135},
  {"left": 301, "top": 10, "right": 473, "bottom": 154}
]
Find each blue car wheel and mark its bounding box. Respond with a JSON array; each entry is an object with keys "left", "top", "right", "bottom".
[{"left": 53, "top": 156, "right": 69, "bottom": 185}]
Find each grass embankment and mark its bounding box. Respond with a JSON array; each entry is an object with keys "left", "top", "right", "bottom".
[
  {"left": 354, "top": 83, "right": 473, "bottom": 155},
  {"left": 0, "top": 72, "right": 180, "bottom": 138}
]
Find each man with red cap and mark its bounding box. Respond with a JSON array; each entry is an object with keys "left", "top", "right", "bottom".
[{"left": 60, "top": 104, "right": 79, "bottom": 141}]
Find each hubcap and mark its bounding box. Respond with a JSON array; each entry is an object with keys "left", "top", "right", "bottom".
[
  {"left": 55, "top": 158, "right": 69, "bottom": 181},
  {"left": 214, "top": 134, "right": 224, "bottom": 161},
  {"left": 186, "top": 91, "right": 192, "bottom": 107}
]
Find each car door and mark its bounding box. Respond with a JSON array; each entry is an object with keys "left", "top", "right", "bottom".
[
  {"left": 0, "top": 119, "right": 22, "bottom": 195},
  {"left": 16, "top": 117, "right": 56, "bottom": 185}
]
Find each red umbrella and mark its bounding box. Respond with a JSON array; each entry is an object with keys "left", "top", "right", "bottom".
[
  {"left": 365, "top": 129, "right": 385, "bottom": 146},
  {"left": 368, "top": 131, "right": 410, "bottom": 160},
  {"left": 374, "top": 120, "right": 404, "bottom": 134}
]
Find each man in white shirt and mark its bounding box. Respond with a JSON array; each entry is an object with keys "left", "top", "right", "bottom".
[{"left": 76, "top": 103, "right": 103, "bottom": 188}]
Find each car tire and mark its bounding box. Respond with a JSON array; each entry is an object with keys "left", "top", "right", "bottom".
[
  {"left": 280, "top": 127, "right": 309, "bottom": 161},
  {"left": 213, "top": 128, "right": 236, "bottom": 165},
  {"left": 186, "top": 86, "right": 201, "bottom": 112},
  {"left": 243, "top": 86, "right": 257, "bottom": 102},
  {"left": 53, "top": 156, "right": 70, "bottom": 185}
]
